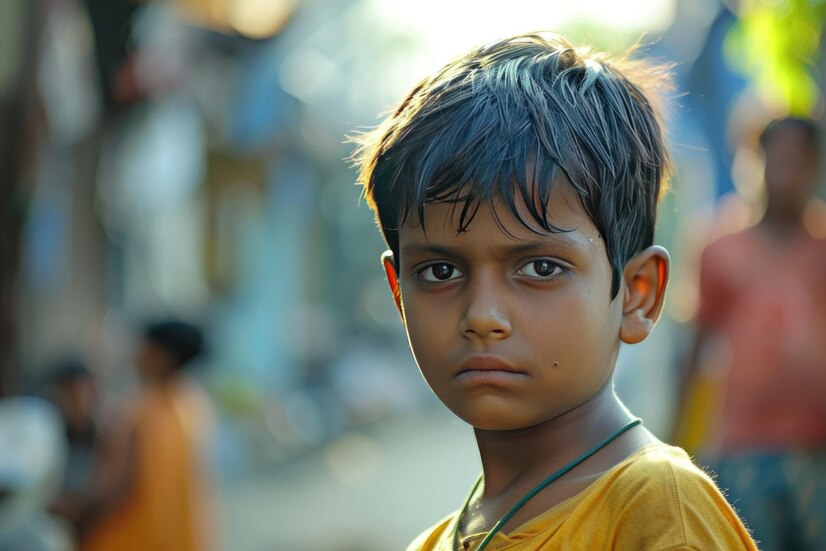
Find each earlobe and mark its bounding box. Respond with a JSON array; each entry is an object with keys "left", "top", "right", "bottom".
[
  {"left": 382, "top": 250, "right": 404, "bottom": 318},
  {"left": 619, "top": 246, "right": 669, "bottom": 344}
]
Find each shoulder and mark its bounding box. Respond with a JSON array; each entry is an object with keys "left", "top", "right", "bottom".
[
  {"left": 703, "top": 230, "right": 744, "bottom": 254},
  {"left": 586, "top": 443, "right": 709, "bottom": 515},
  {"left": 602, "top": 444, "right": 757, "bottom": 550},
  {"left": 701, "top": 230, "right": 756, "bottom": 268},
  {"left": 805, "top": 233, "right": 826, "bottom": 263},
  {"left": 404, "top": 512, "right": 456, "bottom": 551},
  {"left": 616, "top": 442, "right": 707, "bottom": 481}
]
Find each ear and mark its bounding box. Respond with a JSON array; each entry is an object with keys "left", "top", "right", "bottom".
[
  {"left": 619, "top": 246, "right": 669, "bottom": 345},
  {"left": 382, "top": 250, "right": 403, "bottom": 318}
]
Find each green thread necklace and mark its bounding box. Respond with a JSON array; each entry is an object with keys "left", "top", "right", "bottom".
[{"left": 452, "top": 418, "right": 642, "bottom": 551}]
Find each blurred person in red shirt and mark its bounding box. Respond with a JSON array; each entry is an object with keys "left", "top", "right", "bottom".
[
  {"left": 681, "top": 117, "right": 826, "bottom": 551},
  {"left": 83, "top": 320, "right": 217, "bottom": 551}
]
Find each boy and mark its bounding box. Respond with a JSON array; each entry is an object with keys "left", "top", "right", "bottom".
[
  {"left": 353, "top": 33, "right": 758, "bottom": 550},
  {"left": 682, "top": 117, "right": 826, "bottom": 550}
]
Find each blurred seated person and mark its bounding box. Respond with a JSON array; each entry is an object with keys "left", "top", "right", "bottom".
[
  {"left": 677, "top": 117, "right": 826, "bottom": 551},
  {"left": 83, "top": 320, "right": 217, "bottom": 551},
  {"left": 0, "top": 396, "right": 72, "bottom": 551},
  {"left": 44, "top": 358, "right": 135, "bottom": 549}
]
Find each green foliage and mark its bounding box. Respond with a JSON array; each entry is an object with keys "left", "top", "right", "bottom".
[{"left": 726, "top": 0, "right": 826, "bottom": 115}]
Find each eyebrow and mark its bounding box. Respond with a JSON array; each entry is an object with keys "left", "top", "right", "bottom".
[{"left": 401, "top": 232, "right": 592, "bottom": 258}]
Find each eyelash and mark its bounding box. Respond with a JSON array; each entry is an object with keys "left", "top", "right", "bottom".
[
  {"left": 516, "top": 258, "right": 566, "bottom": 280},
  {"left": 412, "top": 258, "right": 567, "bottom": 285},
  {"left": 414, "top": 262, "right": 463, "bottom": 284}
]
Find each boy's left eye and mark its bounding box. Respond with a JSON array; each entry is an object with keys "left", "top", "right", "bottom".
[{"left": 517, "top": 259, "right": 564, "bottom": 279}]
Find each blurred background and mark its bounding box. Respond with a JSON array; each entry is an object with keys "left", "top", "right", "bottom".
[{"left": 1, "top": 0, "right": 825, "bottom": 550}]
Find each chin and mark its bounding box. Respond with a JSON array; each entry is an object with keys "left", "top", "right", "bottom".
[
  {"left": 453, "top": 405, "right": 539, "bottom": 431},
  {"left": 471, "top": 420, "right": 529, "bottom": 431}
]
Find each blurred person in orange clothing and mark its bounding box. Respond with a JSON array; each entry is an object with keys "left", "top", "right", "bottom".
[
  {"left": 680, "top": 117, "right": 826, "bottom": 550},
  {"left": 83, "top": 320, "right": 218, "bottom": 551}
]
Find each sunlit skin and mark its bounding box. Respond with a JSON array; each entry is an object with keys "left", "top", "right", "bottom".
[{"left": 383, "top": 179, "right": 669, "bottom": 535}]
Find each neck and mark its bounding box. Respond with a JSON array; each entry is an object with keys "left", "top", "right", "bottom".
[
  {"left": 760, "top": 207, "right": 804, "bottom": 237},
  {"left": 473, "top": 382, "right": 631, "bottom": 499},
  {"left": 145, "top": 371, "right": 183, "bottom": 389}
]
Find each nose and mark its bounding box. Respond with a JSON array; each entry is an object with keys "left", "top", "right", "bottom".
[{"left": 459, "top": 273, "right": 512, "bottom": 340}]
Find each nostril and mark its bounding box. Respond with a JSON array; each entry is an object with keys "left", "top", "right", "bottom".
[
  {"left": 460, "top": 317, "right": 512, "bottom": 338},
  {"left": 459, "top": 298, "right": 512, "bottom": 337}
]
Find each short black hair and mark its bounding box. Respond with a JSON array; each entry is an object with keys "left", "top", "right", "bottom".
[
  {"left": 143, "top": 320, "right": 204, "bottom": 369},
  {"left": 352, "top": 33, "right": 672, "bottom": 297},
  {"left": 759, "top": 116, "right": 819, "bottom": 152}
]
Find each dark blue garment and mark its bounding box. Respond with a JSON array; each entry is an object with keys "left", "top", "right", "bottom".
[{"left": 708, "top": 450, "right": 826, "bottom": 551}]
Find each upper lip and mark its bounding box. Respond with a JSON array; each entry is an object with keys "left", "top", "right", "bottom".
[{"left": 457, "top": 355, "right": 525, "bottom": 375}]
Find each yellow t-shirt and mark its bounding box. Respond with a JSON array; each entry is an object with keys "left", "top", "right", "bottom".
[{"left": 407, "top": 443, "right": 758, "bottom": 551}]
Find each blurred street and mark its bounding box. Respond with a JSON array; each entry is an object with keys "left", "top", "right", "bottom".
[
  {"left": 3, "top": 0, "right": 826, "bottom": 550},
  {"left": 220, "top": 406, "right": 478, "bottom": 551}
]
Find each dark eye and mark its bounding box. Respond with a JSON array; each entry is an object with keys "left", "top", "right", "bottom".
[
  {"left": 518, "top": 259, "right": 563, "bottom": 279},
  {"left": 418, "top": 263, "right": 462, "bottom": 282}
]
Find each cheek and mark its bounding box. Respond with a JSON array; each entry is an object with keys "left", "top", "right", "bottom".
[
  {"left": 523, "top": 286, "right": 619, "bottom": 370},
  {"left": 400, "top": 294, "right": 454, "bottom": 370}
]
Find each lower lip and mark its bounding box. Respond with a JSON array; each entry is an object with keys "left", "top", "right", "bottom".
[{"left": 455, "top": 369, "right": 528, "bottom": 386}]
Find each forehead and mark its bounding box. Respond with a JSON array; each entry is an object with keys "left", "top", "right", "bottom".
[{"left": 398, "top": 180, "right": 603, "bottom": 254}]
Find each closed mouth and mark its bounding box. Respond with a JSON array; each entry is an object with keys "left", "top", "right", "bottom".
[{"left": 456, "top": 355, "right": 527, "bottom": 379}]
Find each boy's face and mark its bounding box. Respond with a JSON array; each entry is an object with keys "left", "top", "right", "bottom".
[{"left": 389, "top": 182, "right": 636, "bottom": 430}]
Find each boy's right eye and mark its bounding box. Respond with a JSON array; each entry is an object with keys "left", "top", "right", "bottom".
[{"left": 415, "top": 262, "right": 463, "bottom": 283}]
